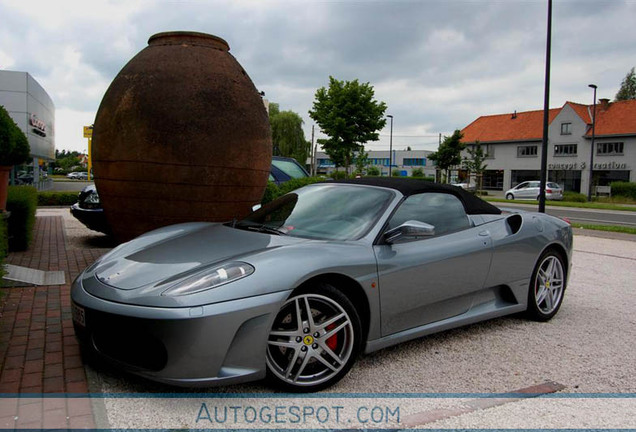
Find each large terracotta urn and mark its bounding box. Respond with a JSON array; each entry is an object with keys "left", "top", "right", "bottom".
[{"left": 92, "top": 31, "right": 272, "bottom": 241}]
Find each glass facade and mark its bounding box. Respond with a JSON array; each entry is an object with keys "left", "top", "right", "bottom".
[{"left": 402, "top": 158, "right": 426, "bottom": 166}]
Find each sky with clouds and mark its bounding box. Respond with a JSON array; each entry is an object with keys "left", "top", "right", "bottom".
[{"left": 1, "top": 0, "right": 635, "bottom": 154}]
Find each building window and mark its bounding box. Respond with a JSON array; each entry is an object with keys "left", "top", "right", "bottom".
[
  {"left": 370, "top": 158, "right": 390, "bottom": 166},
  {"left": 482, "top": 144, "right": 495, "bottom": 159},
  {"left": 597, "top": 142, "right": 624, "bottom": 156},
  {"left": 317, "top": 158, "right": 334, "bottom": 167},
  {"left": 517, "top": 145, "right": 538, "bottom": 157},
  {"left": 403, "top": 158, "right": 426, "bottom": 166},
  {"left": 560, "top": 122, "right": 572, "bottom": 135},
  {"left": 554, "top": 144, "right": 577, "bottom": 157}
]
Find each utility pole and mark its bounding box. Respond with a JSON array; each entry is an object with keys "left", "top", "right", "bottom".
[
  {"left": 310, "top": 125, "right": 315, "bottom": 176},
  {"left": 538, "top": 0, "right": 552, "bottom": 213}
]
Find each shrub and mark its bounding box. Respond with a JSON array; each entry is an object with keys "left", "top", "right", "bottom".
[
  {"left": 261, "top": 177, "right": 324, "bottom": 205},
  {"left": 421, "top": 176, "right": 435, "bottom": 182},
  {"left": 7, "top": 186, "right": 38, "bottom": 251},
  {"left": 610, "top": 181, "right": 636, "bottom": 200},
  {"left": 562, "top": 191, "right": 587, "bottom": 202},
  {"left": 329, "top": 170, "right": 348, "bottom": 180},
  {"left": 0, "top": 106, "right": 31, "bottom": 166},
  {"left": 0, "top": 214, "right": 7, "bottom": 279},
  {"left": 411, "top": 168, "right": 424, "bottom": 177},
  {"left": 392, "top": 169, "right": 402, "bottom": 177},
  {"left": 38, "top": 191, "right": 78, "bottom": 206},
  {"left": 366, "top": 166, "right": 380, "bottom": 176}
]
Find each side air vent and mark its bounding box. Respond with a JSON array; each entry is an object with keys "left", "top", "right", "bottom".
[{"left": 506, "top": 214, "right": 523, "bottom": 235}]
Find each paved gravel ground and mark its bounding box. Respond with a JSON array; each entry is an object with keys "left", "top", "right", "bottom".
[{"left": 47, "top": 209, "right": 636, "bottom": 428}]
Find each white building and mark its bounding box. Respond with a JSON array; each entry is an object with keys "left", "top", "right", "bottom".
[
  {"left": 460, "top": 99, "right": 636, "bottom": 193},
  {"left": 315, "top": 149, "right": 435, "bottom": 177},
  {"left": 0, "top": 70, "right": 55, "bottom": 188}
]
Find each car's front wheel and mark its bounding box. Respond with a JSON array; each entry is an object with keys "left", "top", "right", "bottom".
[
  {"left": 266, "top": 283, "right": 361, "bottom": 392},
  {"left": 526, "top": 250, "right": 566, "bottom": 321},
  {"left": 506, "top": 193, "right": 514, "bottom": 200}
]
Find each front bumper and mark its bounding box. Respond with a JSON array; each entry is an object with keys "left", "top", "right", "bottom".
[
  {"left": 71, "top": 275, "right": 291, "bottom": 387},
  {"left": 70, "top": 204, "right": 111, "bottom": 234}
]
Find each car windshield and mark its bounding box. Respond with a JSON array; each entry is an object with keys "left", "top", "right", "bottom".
[
  {"left": 547, "top": 182, "right": 560, "bottom": 188},
  {"left": 236, "top": 184, "right": 394, "bottom": 240},
  {"left": 271, "top": 159, "right": 307, "bottom": 179}
]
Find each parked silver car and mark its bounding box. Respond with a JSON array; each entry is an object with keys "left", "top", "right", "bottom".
[
  {"left": 505, "top": 181, "right": 563, "bottom": 200},
  {"left": 71, "top": 178, "right": 572, "bottom": 391}
]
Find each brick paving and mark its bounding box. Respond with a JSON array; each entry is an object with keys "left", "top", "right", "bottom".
[{"left": 0, "top": 214, "right": 108, "bottom": 428}]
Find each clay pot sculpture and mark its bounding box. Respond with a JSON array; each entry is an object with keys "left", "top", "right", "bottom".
[{"left": 92, "top": 31, "right": 272, "bottom": 241}]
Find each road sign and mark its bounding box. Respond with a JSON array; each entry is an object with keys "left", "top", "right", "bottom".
[{"left": 83, "top": 126, "right": 93, "bottom": 138}]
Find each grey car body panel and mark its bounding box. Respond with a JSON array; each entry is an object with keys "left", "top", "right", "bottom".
[{"left": 71, "top": 182, "right": 573, "bottom": 387}]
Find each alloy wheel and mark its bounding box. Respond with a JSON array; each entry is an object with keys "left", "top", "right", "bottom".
[
  {"left": 266, "top": 293, "right": 355, "bottom": 388},
  {"left": 534, "top": 255, "right": 564, "bottom": 315}
]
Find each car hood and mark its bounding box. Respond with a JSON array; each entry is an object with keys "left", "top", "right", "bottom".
[{"left": 89, "top": 222, "right": 307, "bottom": 291}]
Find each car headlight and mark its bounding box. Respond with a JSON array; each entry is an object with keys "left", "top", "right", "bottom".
[
  {"left": 161, "top": 262, "right": 255, "bottom": 296},
  {"left": 80, "top": 191, "right": 101, "bottom": 209}
]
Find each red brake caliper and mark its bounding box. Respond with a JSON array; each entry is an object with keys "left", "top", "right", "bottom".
[{"left": 326, "top": 323, "right": 338, "bottom": 350}]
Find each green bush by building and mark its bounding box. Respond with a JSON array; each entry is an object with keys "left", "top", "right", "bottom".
[
  {"left": 610, "top": 182, "right": 636, "bottom": 200},
  {"left": 7, "top": 186, "right": 38, "bottom": 251}
]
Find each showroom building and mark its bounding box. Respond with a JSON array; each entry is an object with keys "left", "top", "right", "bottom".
[
  {"left": 315, "top": 149, "right": 435, "bottom": 177},
  {"left": 0, "top": 70, "right": 55, "bottom": 188},
  {"left": 460, "top": 99, "right": 636, "bottom": 193}
]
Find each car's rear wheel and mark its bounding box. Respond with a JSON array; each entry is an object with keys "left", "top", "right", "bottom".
[
  {"left": 266, "top": 283, "right": 361, "bottom": 392},
  {"left": 526, "top": 250, "right": 566, "bottom": 321},
  {"left": 506, "top": 193, "right": 514, "bottom": 200}
]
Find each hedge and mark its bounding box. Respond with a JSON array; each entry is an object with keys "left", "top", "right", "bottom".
[
  {"left": 563, "top": 191, "right": 587, "bottom": 202},
  {"left": 0, "top": 213, "right": 7, "bottom": 279},
  {"left": 38, "top": 191, "right": 78, "bottom": 206},
  {"left": 7, "top": 186, "right": 38, "bottom": 251},
  {"left": 261, "top": 177, "right": 324, "bottom": 205},
  {"left": 610, "top": 181, "right": 636, "bottom": 200}
]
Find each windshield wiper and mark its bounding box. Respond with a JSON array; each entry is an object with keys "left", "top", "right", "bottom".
[{"left": 234, "top": 222, "right": 287, "bottom": 235}]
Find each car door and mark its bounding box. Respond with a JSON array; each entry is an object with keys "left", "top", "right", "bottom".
[
  {"left": 514, "top": 181, "right": 530, "bottom": 198},
  {"left": 373, "top": 192, "right": 493, "bottom": 336},
  {"left": 527, "top": 181, "right": 540, "bottom": 199}
]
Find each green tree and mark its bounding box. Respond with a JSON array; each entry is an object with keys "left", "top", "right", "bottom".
[
  {"left": 354, "top": 150, "right": 369, "bottom": 175},
  {"left": 0, "top": 105, "right": 30, "bottom": 166},
  {"left": 462, "top": 140, "right": 488, "bottom": 191},
  {"left": 269, "top": 103, "right": 310, "bottom": 164},
  {"left": 309, "top": 76, "right": 387, "bottom": 174},
  {"left": 412, "top": 167, "right": 424, "bottom": 178},
  {"left": 615, "top": 67, "right": 636, "bottom": 101},
  {"left": 428, "top": 130, "right": 465, "bottom": 183}
]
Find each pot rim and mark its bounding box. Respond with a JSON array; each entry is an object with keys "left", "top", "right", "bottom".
[{"left": 148, "top": 31, "right": 229, "bottom": 51}]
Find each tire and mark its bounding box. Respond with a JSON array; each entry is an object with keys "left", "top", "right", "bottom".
[
  {"left": 506, "top": 193, "right": 514, "bottom": 200},
  {"left": 266, "top": 283, "right": 362, "bottom": 392},
  {"left": 526, "top": 249, "right": 566, "bottom": 322}
]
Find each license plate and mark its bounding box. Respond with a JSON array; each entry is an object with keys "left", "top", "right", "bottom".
[{"left": 72, "top": 302, "right": 85, "bottom": 327}]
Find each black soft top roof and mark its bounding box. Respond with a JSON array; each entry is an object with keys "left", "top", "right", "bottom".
[{"left": 328, "top": 177, "right": 502, "bottom": 215}]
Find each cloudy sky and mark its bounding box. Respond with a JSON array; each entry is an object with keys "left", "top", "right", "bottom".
[{"left": 1, "top": 0, "right": 635, "bottom": 154}]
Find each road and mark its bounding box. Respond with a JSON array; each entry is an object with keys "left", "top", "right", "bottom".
[
  {"left": 496, "top": 201, "right": 636, "bottom": 227},
  {"left": 50, "top": 180, "right": 93, "bottom": 192}
]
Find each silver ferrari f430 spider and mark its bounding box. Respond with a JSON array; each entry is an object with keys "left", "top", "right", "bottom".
[{"left": 72, "top": 178, "right": 573, "bottom": 391}]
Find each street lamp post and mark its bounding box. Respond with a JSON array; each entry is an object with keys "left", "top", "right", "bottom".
[
  {"left": 587, "top": 84, "right": 597, "bottom": 202},
  {"left": 387, "top": 115, "right": 393, "bottom": 177}
]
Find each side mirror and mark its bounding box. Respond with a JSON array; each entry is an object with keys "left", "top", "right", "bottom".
[
  {"left": 251, "top": 204, "right": 262, "bottom": 212},
  {"left": 384, "top": 220, "right": 435, "bottom": 243}
]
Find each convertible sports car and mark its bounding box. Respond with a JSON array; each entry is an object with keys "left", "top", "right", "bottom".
[{"left": 71, "top": 178, "right": 572, "bottom": 392}]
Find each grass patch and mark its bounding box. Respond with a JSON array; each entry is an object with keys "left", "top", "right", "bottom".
[
  {"left": 572, "top": 223, "right": 636, "bottom": 235},
  {"left": 486, "top": 197, "right": 636, "bottom": 212}
]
